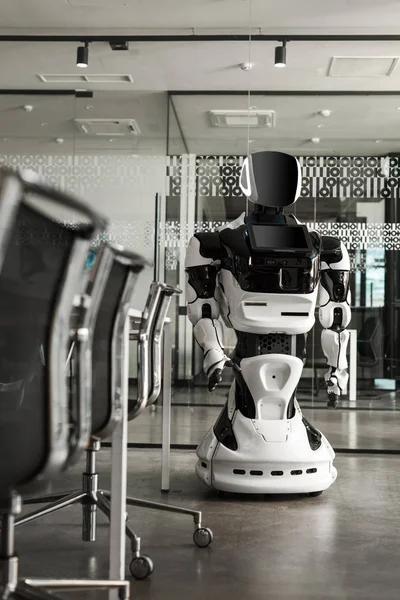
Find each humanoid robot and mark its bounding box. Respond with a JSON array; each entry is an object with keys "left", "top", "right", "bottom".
[{"left": 185, "top": 151, "right": 351, "bottom": 495}]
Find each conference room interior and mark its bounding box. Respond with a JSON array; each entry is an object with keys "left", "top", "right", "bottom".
[
  {"left": 2, "top": 86, "right": 399, "bottom": 456},
  {"left": 4, "top": 2, "right": 400, "bottom": 597}
]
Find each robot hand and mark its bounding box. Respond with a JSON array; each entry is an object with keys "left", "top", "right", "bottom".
[
  {"left": 204, "top": 348, "right": 231, "bottom": 392},
  {"left": 324, "top": 367, "right": 349, "bottom": 409}
]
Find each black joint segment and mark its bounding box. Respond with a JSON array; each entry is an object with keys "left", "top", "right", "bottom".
[
  {"left": 208, "top": 368, "right": 223, "bottom": 392},
  {"left": 213, "top": 402, "right": 238, "bottom": 450},
  {"left": 327, "top": 394, "right": 339, "bottom": 410},
  {"left": 195, "top": 232, "right": 225, "bottom": 259},
  {"left": 187, "top": 265, "right": 218, "bottom": 300},
  {"left": 320, "top": 270, "right": 350, "bottom": 302},
  {"left": 202, "top": 304, "right": 212, "bottom": 319},
  {"left": 321, "top": 235, "right": 343, "bottom": 264}
]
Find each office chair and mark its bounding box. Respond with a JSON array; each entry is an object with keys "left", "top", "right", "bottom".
[
  {"left": 16, "top": 250, "right": 213, "bottom": 580},
  {"left": 0, "top": 168, "right": 134, "bottom": 599}
]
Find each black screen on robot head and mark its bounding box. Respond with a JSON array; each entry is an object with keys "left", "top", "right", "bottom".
[{"left": 248, "top": 224, "right": 312, "bottom": 251}]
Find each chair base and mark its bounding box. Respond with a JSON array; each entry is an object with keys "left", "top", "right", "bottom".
[
  {"left": 8, "top": 579, "right": 129, "bottom": 600},
  {"left": 17, "top": 442, "right": 213, "bottom": 579},
  {"left": 0, "top": 507, "right": 129, "bottom": 600}
]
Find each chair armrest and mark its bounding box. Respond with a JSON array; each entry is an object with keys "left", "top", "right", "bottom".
[
  {"left": 146, "top": 285, "right": 181, "bottom": 406},
  {"left": 128, "top": 282, "right": 163, "bottom": 420}
]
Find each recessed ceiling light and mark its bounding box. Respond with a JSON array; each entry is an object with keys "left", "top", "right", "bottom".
[
  {"left": 319, "top": 109, "right": 332, "bottom": 117},
  {"left": 317, "top": 124, "right": 324, "bottom": 128},
  {"left": 311, "top": 137, "right": 320, "bottom": 144},
  {"left": 397, "top": 106, "right": 400, "bottom": 111},
  {"left": 55, "top": 138, "right": 64, "bottom": 144},
  {"left": 376, "top": 139, "right": 382, "bottom": 144},
  {"left": 274, "top": 41, "right": 287, "bottom": 68},
  {"left": 76, "top": 42, "right": 89, "bottom": 68}
]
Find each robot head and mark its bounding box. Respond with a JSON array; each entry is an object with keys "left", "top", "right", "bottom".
[{"left": 239, "top": 150, "right": 301, "bottom": 208}]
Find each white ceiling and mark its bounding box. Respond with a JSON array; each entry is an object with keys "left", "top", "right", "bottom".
[
  {"left": 0, "top": 0, "right": 400, "bottom": 156},
  {"left": 0, "top": 1, "right": 398, "bottom": 92},
  {"left": 1, "top": 90, "right": 400, "bottom": 157},
  {"left": 0, "top": 91, "right": 168, "bottom": 154},
  {"left": 0, "top": 0, "right": 399, "bottom": 33},
  {"left": 2, "top": 40, "right": 400, "bottom": 92},
  {"left": 171, "top": 94, "right": 400, "bottom": 155}
]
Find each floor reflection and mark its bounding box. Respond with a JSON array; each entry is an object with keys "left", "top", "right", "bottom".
[{"left": 127, "top": 386, "right": 400, "bottom": 452}]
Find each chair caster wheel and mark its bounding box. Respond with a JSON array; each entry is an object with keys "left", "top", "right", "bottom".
[
  {"left": 193, "top": 527, "right": 213, "bottom": 548},
  {"left": 129, "top": 555, "right": 154, "bottom": 580},
  {"left": 309, "top": 491, "right": 323, "bottom": 497}
]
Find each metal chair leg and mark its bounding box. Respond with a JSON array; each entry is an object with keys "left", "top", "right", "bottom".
[
  {"left": 23, "top": 493, "right": 80, "bottom": 506},
  {"left": 100, "top": 490, "right": 214, "bottom": 551},
  {"left": 13, "top": 582, "right": 64, "bottom": 600},
  {"left": 14, "top": 493, "right": 86, "bottom": 528},
  {"left": 22, "top": 579, "right": 129, "bottom": 600}
]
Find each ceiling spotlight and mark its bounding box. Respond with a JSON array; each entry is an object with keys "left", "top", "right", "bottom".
[
  {"left": 240, "top": 62, "right": 253, "bottom": 71},
  {"left": 76, "top": 42, "right": 89, "bottom": 68},
  {"left": 319, "top": 109, "right": 332, "bottom": 117},
  {"left": 55, "top": 138, "right": 64, "bottom": 144},
  {"left": 317, "top": 124, "right": 324, "bottom": 129},
  {"left": 311, "top": 137, "right": 320, "bottom": 144},
  {"left": 23, "top": 105, "right": 33, "bottom": 112},
  {"left": 274, "top": 41, "right": 287, "bottom": 68}
]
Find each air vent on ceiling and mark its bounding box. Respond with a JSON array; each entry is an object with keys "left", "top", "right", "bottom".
[
  {"left": 38, "top": 74, "right": 134, "bottom": 84},
  {"left": 74, "top": 118, "right": 141, "bottom": 136},
  {"left": 68, "top": 0, "right": 128, "bottom": 5},
  {"left": 209, "top": 110, "right": 276, "bottom": 128},
  {"left": 328, "top": 56, "right": 399, "bottom": 77}
]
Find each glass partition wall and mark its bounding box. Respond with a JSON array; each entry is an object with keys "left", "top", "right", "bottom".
[
  {"left": 159, "top": 91, "right": 400, "bottom": 452},
  {"left": 0, "top": 90, "right": 169, "bottom": 445},
  {"left": 5, "top": 88, "right": 400, "bottom": 451}
]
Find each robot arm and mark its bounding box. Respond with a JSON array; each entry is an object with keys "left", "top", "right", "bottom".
[
  {"left": 318, "top": 237, "right": 352, "bottom": 409},
  {"left": 186, "top": 235, "right": 230, "bottom": 391}
]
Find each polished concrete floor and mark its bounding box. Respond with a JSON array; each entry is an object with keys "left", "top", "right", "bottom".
[
  {"left": 127, "top": 389, "right": 400, "bottom": 451},
  {"left": 15, "top": 449, "right": 400, "bottom": 599}
]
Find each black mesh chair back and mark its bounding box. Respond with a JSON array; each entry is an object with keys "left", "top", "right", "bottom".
[
  {"left": 0, "top": 169, "right": 107, "bottom": 501},
  {"left": 89, "top": 244, "right": 145, "bottom": 439}
]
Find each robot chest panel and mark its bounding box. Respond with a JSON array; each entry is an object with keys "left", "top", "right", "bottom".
[
  {"left": 227, "top": 253, "right": 320, "bottom": 295},
  {"left": 218, "top": 270, "right": 319, "bottom": 335}
]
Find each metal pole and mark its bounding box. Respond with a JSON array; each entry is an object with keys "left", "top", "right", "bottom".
[
  {"left": 108, "top": 317, "right": 129, "bottom": 599},
  {"left": 349, "top": 329, "right": 357, "bottom": 402},
  {"left": 161, "top": 320, "right": 172, "bottom": 492}
]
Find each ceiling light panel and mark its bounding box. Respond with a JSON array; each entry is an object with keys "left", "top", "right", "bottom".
[
  {"left": 209, "top": 110, "right": 276, "bottom": 128},
  {"left": 38, "top": 74, "right": 134, "bottom": 84},
  {"left": 74, "top": 118, "right": 141, "bottom": 136},
  {"left": 67, "top": 0, "right": 129, "bottom": 5},
  {"left": 329, "top": 56, "right": 399, "bottom": 77}
]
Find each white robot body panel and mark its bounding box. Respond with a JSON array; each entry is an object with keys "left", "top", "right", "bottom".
[
  {"left": 186, "top": 151, "right": 351, "bottom": 495},
  {"left": 218, "top": 268, "right": 318, "bottom": 335},
  {"left": 196, "top": 354, "right": 337, "bottom": 494},
  {"left": 240, "top": 354, "right": 303, "bottom": 421},
  {"left": 321, "top": 329, "right": 349, "bottom": 371},
  {"left": 196, "top": 364, "right": 337, "bottom": 493}
]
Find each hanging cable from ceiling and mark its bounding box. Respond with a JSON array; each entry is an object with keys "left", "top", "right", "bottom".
[{"left": 245, "top": 0, "right": 253, "bottom": 216}]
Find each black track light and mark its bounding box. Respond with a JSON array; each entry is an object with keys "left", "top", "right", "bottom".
[
  {"left": 76, "top": 42, "right": 89, "bottom": 68},
  {"left": 274, "top": 40, "right": 287, "bottom": 68}
]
